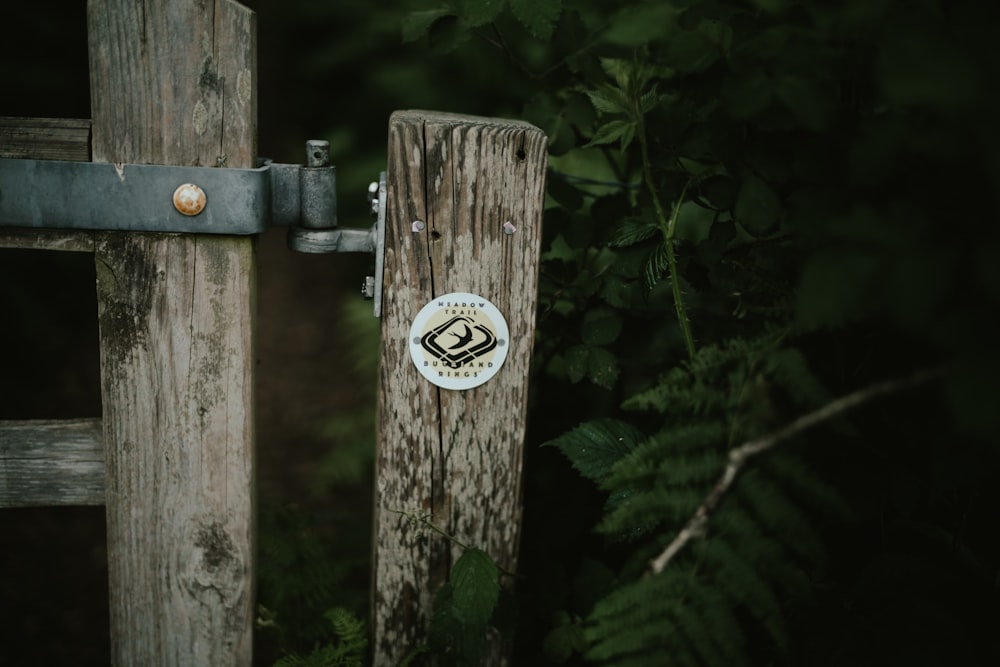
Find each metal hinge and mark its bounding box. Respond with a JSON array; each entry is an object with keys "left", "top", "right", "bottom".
[{"left": 0, "top": 140, "right": 386, "bottom": 316}]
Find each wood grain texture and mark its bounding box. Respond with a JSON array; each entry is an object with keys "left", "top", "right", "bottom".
[
  {"left": 88, "top": 1, "right": 257, "bottom": 664},
  {"left": 0, "top": 117, "right": 91, "bottom": 161},
  {"left": 0, "top": 419, "right": 104, "bottom": 507},
  {"left": 0, "top": 117, "right": 95, "bottom": 251},
  {"left": 373, "top": 110, "right": 547, "bottom": 664},
  {"left": 0, "top": 229, "right": 95, "bottom": 252}
]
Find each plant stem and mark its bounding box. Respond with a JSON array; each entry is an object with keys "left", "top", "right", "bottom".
[
  {"left": 646, "top": 365, "right": 947, "bottom": 576},
  {"left": 637, "top": 112, "right": 696, "bottom": 359}
]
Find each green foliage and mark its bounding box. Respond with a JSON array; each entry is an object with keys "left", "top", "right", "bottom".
[
  {"left": 254, "top": 0, "right": 1000, "bottom": 664},
  {"left": 270, "top": 608, "right": 368, "bottom": 667},
  {"left": 401, "top": 0, "right": 1000, "bottom": 664},
  {"left": 428, "top": 548, "right": 504, "bottom": 666}
]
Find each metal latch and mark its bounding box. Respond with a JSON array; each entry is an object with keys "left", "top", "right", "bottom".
[{"left": 0, "top": 140, "right": 386, "bottom": 316}]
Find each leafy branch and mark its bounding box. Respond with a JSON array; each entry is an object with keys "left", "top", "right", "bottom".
[
  {"left": 586, "top": 59, "right": 698, "bottom": 359},
  {"left": 647, "top": 365, "right": 947, "bottom": 576}
]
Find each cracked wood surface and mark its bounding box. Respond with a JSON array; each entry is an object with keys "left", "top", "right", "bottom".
[
  {"left": 88, "top": 1, "right": 257, "bottom": 664},
  {"left": 373, "top": 110, "right": 547, "bottom": 665}
]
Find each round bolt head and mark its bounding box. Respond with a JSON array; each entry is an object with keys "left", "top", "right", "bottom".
[{"left": 173, "top": 183, "right": 207, "bottom": 216}]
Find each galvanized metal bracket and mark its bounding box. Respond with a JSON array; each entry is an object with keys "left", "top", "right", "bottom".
[{"left": 0, "top": 139, "right": 386, "bottom": 315}]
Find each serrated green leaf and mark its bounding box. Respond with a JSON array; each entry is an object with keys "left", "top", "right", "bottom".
[
  {"left": 644, "top": 242, "right": 669, "bottom": 288},
  {"left": 510, "top": 0, "right": 561, "bottom": 39},
  {"left": 402, "top": 7, "right": 453, "bottom": 42},
  {"left": 586, "top": 120, "right": 636, "bottom": 150},
  {"left": 586, "top": 87, "right": 629, "bottom": 116},
  {"left": 674, "top": 201, "right": 715, "bottom": 244},
  {"left": 581, "top": 309, "right": 623, "bottom": 346},
  {"left": 450, "top": 548, "right": 500, "bottom": 627},
  {"left": 565, "top": 344, "right": 589, "bottom": 383},
  {"left": 543, "top": 616, "right": 586, "bottom": 663},
  {"left": 543, "top": 418, "right": 644, "bottom": 483},
  {"left": 459, "top": 0, "right": 507, "bottom": 27},
  {"left": 639, "top": 86, "right": 662, "bottom": 114},
  {"left": 588, "top": 346, "right": 620, "bottom": 389},
  {"left": 428, "top": 582, "right": 488, "bottom": 664},
  {"left": 610, "top": 216, "right": 659, "bottom": 248}
]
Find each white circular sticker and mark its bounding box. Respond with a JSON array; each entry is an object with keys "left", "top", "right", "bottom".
[{"left": 409, "top": 292, "right": 509, "bottom": 390}]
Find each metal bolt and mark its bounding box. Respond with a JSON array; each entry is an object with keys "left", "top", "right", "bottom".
[
  {"left": 503, "top": 221, "right": 516, "bottom": 235},
  {"left": 173, "top": 183, "right": 207, "bottom": 216},
  {"left": 412, "top": 220, "right": 426, "bottom": 232},
  {"left": 369, "top": 181, "right": 380, "bottom": 216},
  {"left": 305, "top": 139, "right": 330, "bottom": 168},
  {"left": 362, "top": 275, "right": 375, "bottom": 299}
]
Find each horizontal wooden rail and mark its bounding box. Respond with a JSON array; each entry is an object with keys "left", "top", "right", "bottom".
[
  {"left": 0, "top": 418, "right": 105, "bottom": 507},
  {"left": 1, "top": 116, "right": 96, "bottom": 252},
  {"left": 0, "top": 116, "right": 91, "bottom": 161}
]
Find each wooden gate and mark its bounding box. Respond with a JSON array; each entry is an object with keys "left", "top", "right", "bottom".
[{"left": 0, "top": 2, "right": 545, "bottom": 665}]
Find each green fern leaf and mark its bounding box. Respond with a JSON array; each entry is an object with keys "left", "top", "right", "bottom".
[
  {"left": 597, "top": 484, "right": 705, "bottom": 536},
  {"left": 610, "top": 216, "right": 659, "bottom": 248},
  {"left": 694, "top": 536, "right": 789, "bottom": 654},
  {"left": 737, "top": 467, "right": 828, "bottom": 565}
]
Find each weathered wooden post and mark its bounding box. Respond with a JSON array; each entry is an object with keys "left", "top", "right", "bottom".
[
  {"left": 88, "top": 1, "right": 257, "bottom": 664},
  {"left": 372, "top": 110, "right": 547, "bottom": 664}
]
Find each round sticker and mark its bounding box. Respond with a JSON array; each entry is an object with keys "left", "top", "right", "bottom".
[{"left": 409, "top": 292, "right": 509, "bottom": 390}]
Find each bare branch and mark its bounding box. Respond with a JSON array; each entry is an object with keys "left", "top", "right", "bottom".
[{"left": 647, "top": 365, "right": 947, "bottom": 576}]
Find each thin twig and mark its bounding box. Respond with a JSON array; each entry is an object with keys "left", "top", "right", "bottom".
[{"left": 647, "top": 365, "right": 947, "bottom": 576}]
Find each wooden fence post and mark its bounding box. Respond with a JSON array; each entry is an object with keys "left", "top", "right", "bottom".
[
  {"left": 372, "top": 110, "right": 547, "bottom": 664},
  {"left": 87, "top": 1, "right": 257, "bottom": 664}
]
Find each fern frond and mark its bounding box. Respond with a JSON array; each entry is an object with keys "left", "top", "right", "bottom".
[
  {"left": 736, "top": 467, "right": 827, "bottom": 565},
  {"left": 602, "top": 422, "right": 725, "bottom": 488},
  {"left": 322, "top": 607, "right": 367, "bottom": 654},
  {"left": 585, "top": 571, "right": 686, "bottom": 660},
  {"left": 763, "top": 453, "right": 853, "bottom": 521},
  {"left": 763, "top": 347, "right": 831, "bottom": 411},
  {"left": 680, "top": 577, "right": 748, "bottom": 666},
  {"left": 714, "top": 505, "right": 813, "bottom": 596},
  {"left": 693, "top": 536, "right": 789, "bottom": 654},
  {"left": 598, "top": 484, "right": 705, "bottom": 536}
]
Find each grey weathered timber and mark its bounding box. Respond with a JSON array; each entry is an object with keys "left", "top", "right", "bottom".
[
  {"left": 88, "top": 1, "right": 257, "bottom": 665},
  {"left": 0, "top": 117, "right": 95, "bottom": 251},
  {"left": 372, "top": 110, "right": 547, "bottom": 665},
  {"left": 0, "top": 117, "right": 91, "bottom": 161},
  {"left": 0, "top": 419, "right": 104, "bottom": 507}
]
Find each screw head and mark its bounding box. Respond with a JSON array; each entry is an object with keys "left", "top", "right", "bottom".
[{"left": 173, "top": 183, "right": 207, "bottom": 216}]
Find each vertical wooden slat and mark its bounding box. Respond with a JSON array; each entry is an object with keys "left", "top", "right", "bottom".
[
  {"left": 87, "top": 1, "right": 257, "bottom": 664},
  {"left": 373, "top": 110, "right": 547, "bottom": 664}
]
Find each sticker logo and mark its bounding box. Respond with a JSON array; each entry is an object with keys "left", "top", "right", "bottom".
[{"left": 409, "top": 292, "right": 509, "bottom": 390}]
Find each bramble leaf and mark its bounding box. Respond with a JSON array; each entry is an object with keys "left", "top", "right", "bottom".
[
  {"left": 581, "top": 309, "right": 623, "bottom": 347},
  {"left": 450, "top": 548, "right": 500, "bottom": 627},
  {"left": 511, "top": 0, "right": 562, "bottom": 40},
  {"left": 586, "top": 120, "right": 635, "bottom": 149},
  {"left": 544, "top": 418, "right": 644, "bottom": 484},
  {"left": 586, "top": 87, "right": 629, "bottom": 116},
  {"left": 402, "top": 7, "right": 453, "bottom": 42},
  {"left": 459, "top": 0, "right": 507, "bottom": 27}
]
